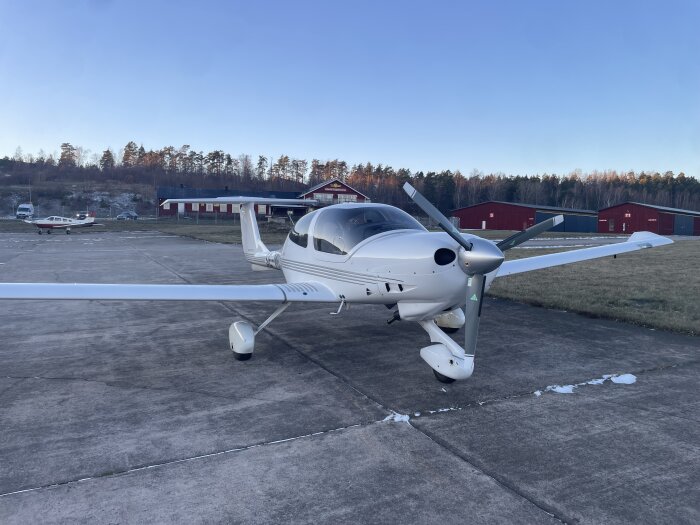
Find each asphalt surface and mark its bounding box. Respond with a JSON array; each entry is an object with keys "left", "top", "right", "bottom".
[{"left": 0, "top": 231, "right": 698, "bottom": 524}]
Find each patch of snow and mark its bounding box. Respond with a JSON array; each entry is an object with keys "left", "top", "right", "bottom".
[
  {"left": 585, "top": 378, "right": 606, "bottom": 385},
  {"left": 414, "top": 412, "right": 421, "bottom": 417},
  {"left": 540, "top": 372, "right": 638, "bottom": 396},
  {"left": 383, "top": 411, "right": 410, "bottom": 423},
  {"left": 546, "top": 384, "right": 576, "bottom": 394},
  {"left": 426, "top": 407, "right": 460, "bottom": 414},
  {"left": 611, "top": 373, "right": 636, "bottom": 384}
]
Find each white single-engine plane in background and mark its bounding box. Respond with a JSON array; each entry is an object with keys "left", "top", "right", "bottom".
[
  {"left": 0, "top": 184, "right": 672, "bottom": 383},
  {"left": 25, "top": 213, "right": 98, "bottom": 234}
]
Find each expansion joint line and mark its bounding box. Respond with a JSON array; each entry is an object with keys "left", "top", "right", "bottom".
[
  {"left": 411, "top": 424, "right": 571, "bottom": 524},
  {"left": 0, "top": 422, "right": 370, "bottom": 499}
]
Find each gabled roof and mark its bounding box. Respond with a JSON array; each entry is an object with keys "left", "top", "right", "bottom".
[
  {"left": 599, "top": 201, "right": 700, "bottom": 217},
  {"left": 300, "top": 178, "right": 370, "bottom": 199},
  {"left": 452, "top": 200, "right": 596, "bottom": 215}
]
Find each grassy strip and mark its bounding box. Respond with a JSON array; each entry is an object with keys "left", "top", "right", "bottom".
[{"left": 488, "top": 241, "right": 699, "bottom": 335}]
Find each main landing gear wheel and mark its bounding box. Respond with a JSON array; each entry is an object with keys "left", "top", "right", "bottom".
[
  {"left": 233, "top": 351, "right": 252, "bottom": 361},
  {"left": 46, "top": 230, "right": 51, "bottom": 234},
  {"left": 439, "top": 326, "right": 459, "bottom": 334},
  {"left": 433, "top": 369, "right": 456, "bottom": 384}
]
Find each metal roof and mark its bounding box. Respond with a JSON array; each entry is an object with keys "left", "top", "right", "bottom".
[
  {"left": 157, "top": 186, "right": 299, "bottom": 200},
  {"left": 600, "top": 201, "right": 700, "bottom": 217},
  {"left": 452, "top": 200, "right": 597, "bottom": 215}
]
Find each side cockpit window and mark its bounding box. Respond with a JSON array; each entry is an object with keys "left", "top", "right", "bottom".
[
  {"left": 313, "top": 206, "right": 425, "bottom": 255},
  {"left": 288, "top": 211, "right": 316, "bottom": 248}
]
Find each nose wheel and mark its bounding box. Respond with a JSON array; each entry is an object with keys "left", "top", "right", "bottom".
[{"left": 433, "top": 369, "right": 456, "bottom": 383}]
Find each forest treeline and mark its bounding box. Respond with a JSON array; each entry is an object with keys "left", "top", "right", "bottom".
[{"left": 2, "top": 142, "right": 699, "bottom": 213}]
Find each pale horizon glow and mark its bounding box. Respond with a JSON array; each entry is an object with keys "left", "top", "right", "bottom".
[{"left": 1, "top": 0, "right": 698, "bottom": 178}]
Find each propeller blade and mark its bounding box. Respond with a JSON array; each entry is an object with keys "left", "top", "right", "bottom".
[
  {"left": 464, "top": 274, "right": 486, "bottom": 356},
  {"left": 403, "top": 182, "right": 471, "bottom": 251},
  {"left": 496, "top": 215, "right": 564, "bottom": 251}
]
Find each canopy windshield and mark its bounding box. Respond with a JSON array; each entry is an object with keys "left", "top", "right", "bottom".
[{"left": 313, "top": 206, "right": 425, "bottom": 255}]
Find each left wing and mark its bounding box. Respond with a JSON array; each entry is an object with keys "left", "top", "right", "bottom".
[
  {"left": 495, "top": 231, "right": 672, "bottom": 277},
  {"left": 0, "top": 282, "right": 338, "bottom": 303}
]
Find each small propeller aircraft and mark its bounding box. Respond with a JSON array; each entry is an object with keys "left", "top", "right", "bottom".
[
  {"left": 25, "top": 212, "right": 97, "bottom": 234},
  {"left": 0, "top": 184, "right": 672, "bottom": 383}
]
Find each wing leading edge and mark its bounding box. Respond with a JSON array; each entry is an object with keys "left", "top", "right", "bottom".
[
  {"left": 0, "top": 282, "right": 338, "bottom": 303},
  {"left": 495, "top": 231, "right": 672, "bottom": 277}
]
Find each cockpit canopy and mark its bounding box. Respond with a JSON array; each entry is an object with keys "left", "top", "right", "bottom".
[{"left": 289, "top": 205, "right": 426, "bottom": 255}]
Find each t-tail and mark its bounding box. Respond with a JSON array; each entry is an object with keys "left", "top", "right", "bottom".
[{"left": 161, "top": 197, "right": 318, "bottom": 271}]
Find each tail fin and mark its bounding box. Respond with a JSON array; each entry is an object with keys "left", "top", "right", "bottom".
[
  {"left": 161, "top": 196, "right": 317, "bottom": 271},
  {"left": 239, "top": 202, "right": 274, "bottom": 270}
]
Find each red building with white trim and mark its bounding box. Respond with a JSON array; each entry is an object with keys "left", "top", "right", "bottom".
[
  {"left": 452, "top": 201, "right": 598, "bottom": 232},
  {"left": 598, "top": 202, "right": 700, "bottom": 236},
  {"left": 299, "top": 178, "right": 370, "bottom": 205}
]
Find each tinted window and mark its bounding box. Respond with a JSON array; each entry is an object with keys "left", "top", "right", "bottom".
[
  {"left": 313, "top": 206, "right": 425, "bottom": 255},
  {"left": 288, "top": 211, "right": 316, "bottom": 247}
]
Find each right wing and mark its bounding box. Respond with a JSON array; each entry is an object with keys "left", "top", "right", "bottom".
[
  {"left": 0, "top": 282, "right": 338, "bottom": 303},
  {"left": 495, "top": 232, "right": 672, "bottom": 277}
]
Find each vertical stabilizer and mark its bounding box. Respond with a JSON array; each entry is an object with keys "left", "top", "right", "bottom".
[
  {"left": 160, "top": 196, "right": 318, "bottom": 271},
  {"left": 239, "top": 203, "right": 275, "bottom": 270}
]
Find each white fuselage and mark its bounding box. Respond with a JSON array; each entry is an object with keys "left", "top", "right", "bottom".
[
  {"left": 274, "top": 204, "right": 489, "bottom": 321},
  {"left": 29, "top": 216, "right": 95, "bottom": 230}
]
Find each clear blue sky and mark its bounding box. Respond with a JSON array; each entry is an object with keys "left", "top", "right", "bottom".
[{"left": 1, "top": 0, "right": 698, "bottom": 177}]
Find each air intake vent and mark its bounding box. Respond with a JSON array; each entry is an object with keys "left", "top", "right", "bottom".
[{"left": 434, "top": 248, "right": 456, "bottom": 266}]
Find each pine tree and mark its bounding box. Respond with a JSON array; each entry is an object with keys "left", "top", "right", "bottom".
[
  {"left": 99, "top": 149, "right": 115, "bottom": 170},
  {"left": 122, "top": 141, "right": 139, "bottom": 167},
  {"left": 58, "top": 143, "right": 77, "bottom": 170}
]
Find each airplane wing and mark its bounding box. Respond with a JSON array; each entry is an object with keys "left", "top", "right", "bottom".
[
  {"left": 162, "top": 197, "right": 318, "bottom": 206},
  {"left": 495, "top": 232, "right": 672, "bottom": 277},
  {"left": 0, "top": 282, "right": 338, "bottom": 303}
]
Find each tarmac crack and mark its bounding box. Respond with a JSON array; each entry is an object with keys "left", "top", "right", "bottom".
[
  {"left": 412, "top": 358, "right": 700, "bottom": 419},
  {"left": 0, "top": 420, "right": 393, "bottom": 499},
  {"left": 410, "top": 422, "right": 571, "bottom": 524}
]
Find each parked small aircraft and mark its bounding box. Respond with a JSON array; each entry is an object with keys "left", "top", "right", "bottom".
[
  {"left": 25, "top": 213, "right": 97, "bottom": 234},
  {"left": 1, "top": 185, "right": 672, "bottom": 382}
]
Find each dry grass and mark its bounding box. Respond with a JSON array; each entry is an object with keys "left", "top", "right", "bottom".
[{"left": 488, "top": 241, "right": 699, "bottom": 335}]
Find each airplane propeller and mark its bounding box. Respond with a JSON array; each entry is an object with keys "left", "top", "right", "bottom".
[{"left": 402, "top": 182, "right": 563, "bottom": 366}]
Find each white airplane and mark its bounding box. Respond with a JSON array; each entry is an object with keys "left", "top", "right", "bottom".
[
  {"left": 25, "top": 214, "right": 97, "bottom": 234},
  {"left": 0, "top": 184, "right": 672, "bottom": 383}
]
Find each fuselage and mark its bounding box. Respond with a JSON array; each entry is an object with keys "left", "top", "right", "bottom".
[
  {"left": 275, "top": 203, "right": 494, "bottom": 320},
  {"left": 29, "top": 216, "right": 95, "bottom": 229}
]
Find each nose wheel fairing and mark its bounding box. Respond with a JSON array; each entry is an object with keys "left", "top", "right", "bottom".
[{"left": 418, "top": 319, "right": 474, "bottom": 381}]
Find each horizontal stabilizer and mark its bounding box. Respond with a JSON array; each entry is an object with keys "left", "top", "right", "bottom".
[
  {"left": 496, "top": 232, "right": 672, "bottom": 277},
  {"left": 0, "top": 282, "right": 337, "bottom": 303}
]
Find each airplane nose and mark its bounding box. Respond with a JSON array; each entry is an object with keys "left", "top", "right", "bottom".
[{"left": 458, "top": 238, "right": 505, "bottom": 275}]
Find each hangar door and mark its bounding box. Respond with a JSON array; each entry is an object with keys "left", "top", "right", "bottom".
[
  {"left": 536, "top": 212, "right": 597, "bottom": 233},
  {"left": 673, "top": 214, "right": 694, "bottom": 235},
  {"left": 535, "top": 212, "right": 566, "bottom": 232}
]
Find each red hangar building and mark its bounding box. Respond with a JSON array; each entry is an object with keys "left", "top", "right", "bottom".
[
  {"left": 451, "top": 201, "right": 598, "bottom": 233},
  {"left": 598, "top": 202, "right": 700, "bottom": 236}
]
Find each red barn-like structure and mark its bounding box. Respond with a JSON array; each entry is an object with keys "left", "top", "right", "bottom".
[
  {"left": 452, "top": 201, "right": 598, "bottom": 232},
  {"left": 598, "top": 202, "right": 700, "bottom": 236}
]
